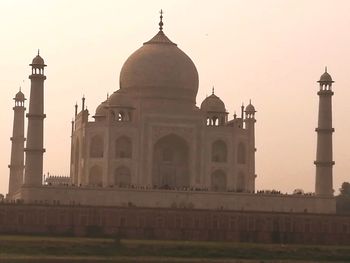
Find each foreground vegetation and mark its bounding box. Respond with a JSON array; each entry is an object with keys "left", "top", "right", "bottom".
[{"left": 0, "top": 235, "right": 350, "bottom": 262}]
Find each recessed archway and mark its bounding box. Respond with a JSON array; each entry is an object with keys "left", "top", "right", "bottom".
[
  {"left": 212, "top": 140, "right": 227, "bottom": 162},
  {"left": 114, "top": 166, "right": 131, "bottom": 187},
  {"left": 115, "top": 136, "right": 132, "bottom": 159},
  {"left": 90, "top": 135, "right": 104, "bottom": 158},
  {"left": 211, "top": 170, "right": 227, "bottom": 191},
  {"left": 152, "top": 134, "right": 189, "bottom": 188},
  {"left": 89, "top": 165, "right": 103, "bottom": 187}
]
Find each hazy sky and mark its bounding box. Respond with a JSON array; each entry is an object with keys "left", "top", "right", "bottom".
[{"left": 1, "top": 0, "right": 350, "bottom": 195}]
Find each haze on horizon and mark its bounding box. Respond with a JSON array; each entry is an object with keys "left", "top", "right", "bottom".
[{"left": 0, "top": 0, "right": 349, "bottom": 195}]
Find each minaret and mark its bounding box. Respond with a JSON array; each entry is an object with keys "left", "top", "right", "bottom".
[
  {"left": 244, "top": 100, "right": 257, "bottom": 192},
  {"left": 24, "top": 51, "right": 47, "bottom": 186},
  {"left": 315, "top": 68, "right": 334, "bottom": 196},
  {"left": 8, "top": 89, "right": 26, "bottom": 197}
]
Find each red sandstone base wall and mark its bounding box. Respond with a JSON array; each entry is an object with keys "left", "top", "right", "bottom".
[{"left": 0, "top": 203, "right": 349, "bottom": 245}]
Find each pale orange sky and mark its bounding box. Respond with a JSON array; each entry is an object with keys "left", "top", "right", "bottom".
[{"left": 1, "top": 0, "right": 350, "bottom": 195}]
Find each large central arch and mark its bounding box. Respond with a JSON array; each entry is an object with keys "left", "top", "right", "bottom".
[{"left": 152, "top": 134, "right": 189, "bottom": 188}]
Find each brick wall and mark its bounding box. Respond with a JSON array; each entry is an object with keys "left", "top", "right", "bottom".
[{"left": 0, "top": 203, "right": 349, "bottom": 245}]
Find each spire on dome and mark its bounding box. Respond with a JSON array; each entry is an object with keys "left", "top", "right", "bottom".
[
  {"left": 318, "top": 67, "right": 333, "bottom": 83},
  {"left": 245, "top": 99, "right": 256, "bottom": 114},
  {"left": 159, "top": 9, "right": 164, "bottom": 31},
  {"left": 212, "top": 86, "right": 215, "bottom": 95},
  {"left": 30, "top": 50, "right": 46, "bottom": 67},
  {"left": 14, "top": 87, "right": 26, "bottom": 102},
  {"left": 143, "top": 10, "right": 177, "bottom": 46}
]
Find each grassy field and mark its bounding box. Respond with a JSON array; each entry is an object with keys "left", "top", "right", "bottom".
[{"left": 0, "top": 235, "right": 350, "bottom": 262}]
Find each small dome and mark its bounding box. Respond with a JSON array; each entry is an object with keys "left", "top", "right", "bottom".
[
  {"left": 318, "top": 68, "right": 333, "bottom": 83},
  {"left": 108, "top": 90, "right": 133, "bottom": 108},
  {"left": 31, "top": 54, "right": 45, "bottom": 66},
  {"left": 94, "top": 100, "right": 108, "bottom": 117},
  {"left": 14, "top": 90, "right": 25, "bottom": 102},
  {"left": 245, "top": 101, "right": 256, "bottom": 113},
  {"left": 201, "top": 93, "right": 226, "bottom": 112}
]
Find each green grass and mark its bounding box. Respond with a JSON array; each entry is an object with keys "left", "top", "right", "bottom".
[{"left": 0, "top": 235, "right": 350, "bottom": 262}]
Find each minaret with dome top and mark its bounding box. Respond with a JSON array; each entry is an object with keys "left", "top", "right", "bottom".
[
  {"left": 23, "top": 51, "right": 47, "bottom": 186},
  {"left": 245, "top": 100, "right": 257, "bottom": 191},
  {"left": 8, "top": 89, "right": 26, "bottom": 197},
  {"left": 315, "top": 67, "right": 334, "bottom": 196}
]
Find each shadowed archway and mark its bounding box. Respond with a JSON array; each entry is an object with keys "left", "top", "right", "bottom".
[
  {"left": 114, "top": 166, "right": 131, "bottom": 187},
  {"left": 152, "top": 134, "right": 189, "bottom": 188},
  {"left": 89, "top": 165, "right": 103, "bottom": 187},
  {"left": 211, "top": 170, "right": 227, "bottom": 191},
  {"left": 212, "top": 140, "right": 227, "bottom": 162}
]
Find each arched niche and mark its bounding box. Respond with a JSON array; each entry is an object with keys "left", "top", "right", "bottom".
[
  {"left": 211, "top": 170, "right": 227, "bottom": 191},
  {"left": 152, "top": 134, "right": 189, "bottom": 188},
  {"left": 114, "top": 166, "right": 131, "bottom": 187},
  {"left": 115, "top": 136, "right": 132, "bottom": 158},
  {"left": 113, "top": 109, "right": 131, "bottom": 122},
  {"left": 212, "top": 140, "right": 227, "bottom": 162},
  {"left": 90, "top": 135, "right": 104, "bottom": 158},
  {"left": 89, "top": 165, "right": 103, "bottom": 187}
]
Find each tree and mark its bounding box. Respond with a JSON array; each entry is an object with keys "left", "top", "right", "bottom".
[
  {"left": 339, "top": 182, "right": 350, "bottom": 196},
  {"left": 337, "top": 182, "right": 350, "bottom": 214}
]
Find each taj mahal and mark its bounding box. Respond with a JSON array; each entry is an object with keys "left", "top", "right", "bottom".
[{"left": 6, "top": 13, "right": 336, "bottom": 214}]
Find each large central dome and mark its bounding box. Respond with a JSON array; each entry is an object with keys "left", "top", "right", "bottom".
[{"left": 119, "top": 30, "right": 199, "bottom": 104}]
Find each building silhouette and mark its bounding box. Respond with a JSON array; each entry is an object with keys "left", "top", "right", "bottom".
[{"left": 7, "top": 13, "right": 335, "bottom": 214}]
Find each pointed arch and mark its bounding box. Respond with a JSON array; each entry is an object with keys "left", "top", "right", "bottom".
[
  {"left": 89, "top": 165, "right": 103, "bottom": 186},
  {"left": 211, "top": 170, "right": 227, "bottom": 191},
  {"left": 115, "top": 136, "right": 132, "bottom": 158},
  {"left": 212, "top": 140, "right": 227, "bottom": 162},
  {"left": 237, "top": 142, "right": 246, "bottom": 164},
  {"left": 153, "top": 134, "right": 189, "bottom": 188},
  {"left": 90, "top": 135, "right": 104, "bottom": 158}
]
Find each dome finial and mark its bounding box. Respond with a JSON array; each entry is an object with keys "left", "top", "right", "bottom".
[
  {"left": 159, "top": 9, "right": 164, "bottom": 31},
  {"left": 38, "top": 49, "right": 40, "bottom": 56},
  {"left": 212, "top": 86, "right": 215, "bottom": 95},
  {"left": 325, "top": 66, "right": 327, "bottom": 73}
]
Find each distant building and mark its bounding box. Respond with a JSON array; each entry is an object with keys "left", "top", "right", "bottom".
[{"left": 6, "top": 13, "right": 335, "bottom": 214}]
